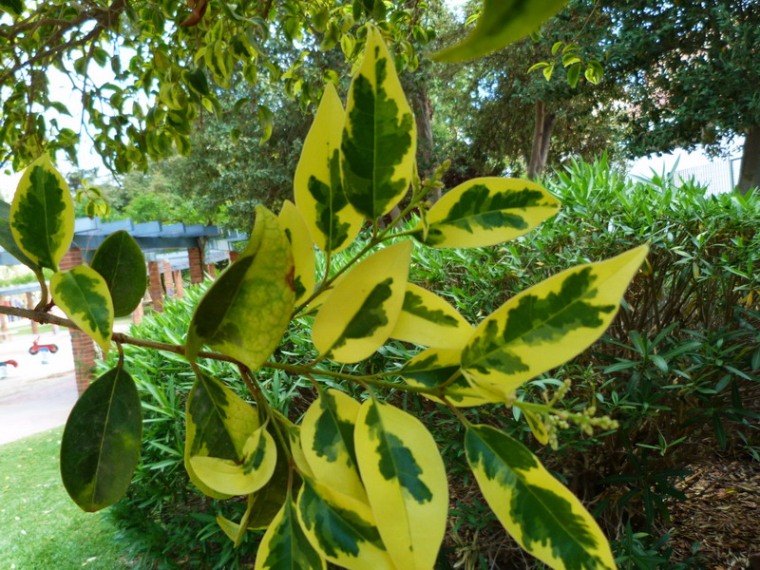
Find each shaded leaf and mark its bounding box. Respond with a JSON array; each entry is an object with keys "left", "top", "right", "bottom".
[
  {"left": 255, "top": 497, "right": 326, "bottom": 570},
  {"left": 0, "top": 199, "right": 42, "bottom": 273},
  {"left": 90, "top": 230, "right": 147, "bottom": 317}
]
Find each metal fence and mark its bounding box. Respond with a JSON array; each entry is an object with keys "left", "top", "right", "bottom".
[{"left": 674, "top": 157, "right": 742, "bottom": 194}]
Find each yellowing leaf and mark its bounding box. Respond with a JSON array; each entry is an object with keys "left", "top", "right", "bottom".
[
  {"left": 255, "top": 497, "right": 327, "bottom": 570},
  {"left": 190, "top": 425, "right": 277, "bottom": 496},
  {"left": 186, "top": 205, "right": 295, "bottom": 370},
  {"left": 462, "top": 245, "right": 649, "bottom": 396},
  {"left": 342, "top": 25, "right": 416, "bottom": 219},
  {"left": 51, "top": 266, "right": 113, "bottom": 354},
  {"left": 401, "top": 347, "right": 502, "bottom": 408},
  {"left": 414, "top": 178, "right": 559, "bottom": 248},
  {"left": 391, "top": 283, "right": 473, "bottom": 348},
  {"left": 300, "top": 389, "right": 366, "bottom": 503},
  {"left": 184, "top": 372, "right": 261, "bottom": 499},
  {"left": 279, "top": 200, "right": 317, "bottom": 304},
  {"left": 432, "top": 0, "right": 569, "bottom": 63},
  {"left": 466, "top": 425, "right": 616, "bottom": 569},
  {"left": 297, "top": 478, "right": 395, "bottom": 570},
  {"left": 294, "top": 83, "right": 363, "bottom": 253},
  {"left": 355, "top": 398, "right": 448, "bottom": 570},
  {"left": 10, "top": 154, "right": 74, "bottom": 271},
  {"left": 312, "top": 241, "right": 412, "bottom": 363}
]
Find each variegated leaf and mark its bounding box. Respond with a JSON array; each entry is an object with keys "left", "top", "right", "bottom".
[
  {"left": 10, "top": 154, "right": 75, "bottom": 271},
  {"left": 341, "top": 25, "right": 416, "bottom": 219},
  {"left": 190, "top": 424, "right": 277, "bottom": 496},
  {"left": 255, "top": 497, "right": 327, "bottom": 570},
  {"left": 90, "top": 230, "right": 147, "bottom": 317},
  {"left": 297, "top": 478, "right": 395, "bottom": 570},
  {"left": 184, "top": 372, "right": 261, "bottom": 499},
  {"left": 312, "top": 241, "right": 412, "bottom": 363},
  {"left": 462, "top": 245, "right": 649, "bottom": 397},
  {"left": 432, "top": 0, "right": 568, "bottom": 63},
  {"left": 466, "top": 425, "right": 616, "bottom": 569},
  {"left": 279, "top": 200, "right": 317, "bottom": 304},
  {"left": 0, "top": 199, "right": 42, "bottom": 273},
  {"left": 391, "top": 283, "right": 473, "bottom": 348},
  {"left": 355, "top": 398, "right": 448, "bottom": 570},
  {"left": 51, "top": 265, "right": 113, "bottom": 354},
  {"left": 186, "top": 205, "right": 295, "bottom": 370},
  {"left": 523, "top": 409, "right": 551, "bottom": 445},
  {"left": 401, "top": 347, "right": 502, "bottom": 407},
  {"left": 60, "top": 366, "right": 142, "bottom": 512},
  {"left": 294, "top": 83, "right": 363, "bottom": 253},
  {"left": 413, "top": 178, "right": 559, "bottom": 248},
  {"left": 217, "top": 494, "right": 255, "bottom": 547},
  {"left": 300, "top": 389, "right": 365, "bottom": 503}
]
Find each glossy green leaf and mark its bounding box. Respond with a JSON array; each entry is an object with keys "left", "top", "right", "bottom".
[
  {"left": 0, "top": 0, "right": 24, "bottom": 16},
  {"left": 190, "top": 424, "right": 277, "bottom": 496},
  {"left": 0, "top": 199, "right": 42, "bottom": 273},
  {"left": 355, "top": 398, "right": 448, "bottom": 570},
  {"left": 186, "top": 205, "right": 295, "bottom": 370},
  {"left": 10, "top": 154, "right": 75, "bottom": 271},
  {"left": 60, "top": 366, "right": 142, "bottom": 512},
  {"left": 50, "top": 265, "right": 113, "bottom": 354},
  {"left": 462, "top": 246, "right": 649, "bottom": 397},
  {"left": 401, "top": 347, "right": 501, "bottom": 407},
  {"left": 255, "top": 496, "right": 327, "bottom": 570},
  {"left": 391, "top": 283, "right": 473, "bottom": 348},
  {"left": 432, "top": 0, "right": 568, "bottom": 63},
  {"left": 294, "top": 83, "right": 362, "bottom": 253},
  {"left": 413, "top": 178, "right": 559, "bottom": 248},
  {"left": 90, "top": 230, "right": 147, "bottom": 317},
  {"left": 341, "top": 25, "right": 416, "bottom": 219},
  {"left": 279, "top": 200, "right": 316, "bottom": 304},
  {"left": 312, "top": 241, "right": 412, "bottom": 363},
  {"left": 184, "top": 372, "right": 261, "bottom": 499},
  {"left": 300, "top": 389, "right": 365, "bottom": 502},
  {"left": 297, "top": 478, "right": 395, "bottom": 570},
  {"left": 465, "top": 425, "right": 616, "bottom": 569}
]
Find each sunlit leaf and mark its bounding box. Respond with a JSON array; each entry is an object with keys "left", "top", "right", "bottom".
[
  {"left": 279, "top": 200, "right": 316, "bottom": 304},
  {"left": 413, "top": 178, "right": 559, "bottom": 248},
  {"left": 90, "top": 230, "right": 147, "bottom": 317},
  {"left": 312, "top": 241, "right": 412, "bottom": 363},
  {"left": 355, "top": 398, "right": 448, "bottom": 569},
  {"left": 60, "top": 366, "right": 142, "bottom": 511},
  {"left": 432, "top": 0, "right": 568, "bottom": 63},
  {"left": 462, "top": 245, "right": 649, "bottom": 396},
  {"left": 466, "top": 425, "right": 616, "bottom": 569},
  {"left": 342, "top": 25, "right": 416, "bottom": 219},
  {"left": 0, "top": 199, "right": 42, "bottom": 274}
]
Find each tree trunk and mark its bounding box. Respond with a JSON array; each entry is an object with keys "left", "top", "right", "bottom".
[
  {"left": 527, "top": 101, "right": 557, "bottom": 179},
  {"left": 737, "top": 125, "right": 760, "bottom": 194},
  {"left": 411, "top": 86, "right": 437, "bottom": 201}
]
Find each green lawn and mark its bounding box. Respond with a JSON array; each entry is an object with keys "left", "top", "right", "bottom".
[{"left": 0, "top": 428, "right": 133, "bottom": 569}]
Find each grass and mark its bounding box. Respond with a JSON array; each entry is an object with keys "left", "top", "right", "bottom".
[{"left": 0, "top": 428, "right": 133, "bottom": 569}]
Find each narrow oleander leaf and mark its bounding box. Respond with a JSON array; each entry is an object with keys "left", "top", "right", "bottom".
[
  {"left": 51, "top": 266, "right": 113, "bottom": 354},
  {"left": 191, "top": 424, "right": 277, "bottom": 496},
  {"left": 465, "top": 425, "right": 616, "bottom": 569},
  {"left": 10, "top": 154, "right": 75, "bottom": 271},
  {"left": 301, "top": 389, "right": 365, "bottom": 503},
  {"left": 355, "top": 398, "right": 448, "bottom": 570},
  {"left": 432, "top": 0, "right": 568, "bottom": 63},
  {"left": 342, "top": 25, "right": 416, "bottom": 219},
  {"left": 413, "top": 178, "right": 559, "bottom": 248},
  {"left": 294, "top": 83, "right": 363, "bottom": 253},
  {"left": 184, "top": 372, "right": 261, "bottom": 499},
  {"left": 186, "top": 205, "right": 295, "bottom": 370},
  {"left": 255, "top": 496, "right": 327, "bottom": 570},
  {"left": 0, "top": 199, "right": 42, "bottom": 274},
  {"left": 60, "top": 366, "right": 142, "bottom": 511},
  {"left": 90, "top": 230, "right": 147, "bottom": 317},
  {"left": 462, "top": 246, "right": 649, "bottom": 397},
  {"left": 312, "top": 241, "right": 412, "bottom": 363},
  {"left": 391, "top": 283, "right": 473, "bottom": 348},
  {"left": 297, "top": 478, "right": 395, "bottom": 570},
  {"left": 279, "top": 200, "right": 316, "bottom": 304},
  {"left": 401, "top": 347, "right": 502, "bottom": 407}
]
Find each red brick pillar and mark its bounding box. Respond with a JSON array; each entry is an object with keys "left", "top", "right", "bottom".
[
  {"left": 59, "top": 246, "right": 97, "bottom": 395},
  {"left": 26, "top": 292, "right": 39, "bottom": 334},
  {"left": 205, "top": 264, "right": 216, "bottom": 278},
  {"left": 188, "top": 247, "right": 204, "bottom": 285},
  {"left": 161, "top": 260, "right": 174, "bottom": 298},
  {"left": 229, "top": 250, "right": 240, "bottom": 263},
  {"left": 148, "top": 261, "right": 163, "bottom": 313},
  {"left": 132, "top": 299, "right": 144, "bottom": 326},
  {"left": 173, "top": 270, "right": 185, "bottom": 299}
]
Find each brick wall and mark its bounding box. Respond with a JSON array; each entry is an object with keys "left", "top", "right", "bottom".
[
  {"left": 188, "top": 247, "right": 204, "bottom": 284},
  {"left": 148, "top": 261, "right": 163, "bottom": 313}
]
